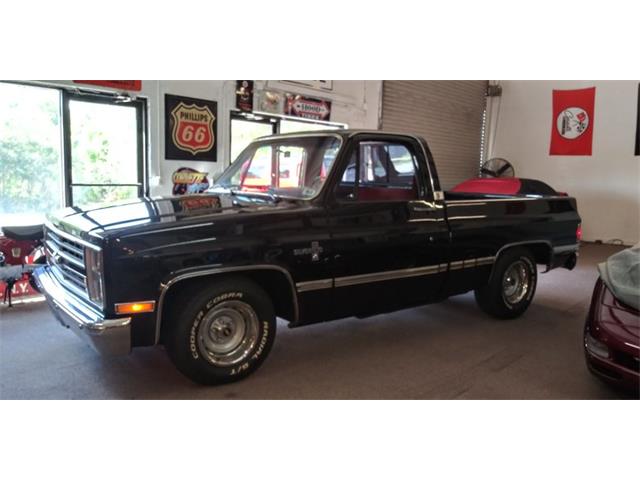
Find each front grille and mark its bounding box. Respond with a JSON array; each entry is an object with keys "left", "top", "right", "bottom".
[{"left": 45, "top": 226, "right": 89, "bottom": 299}]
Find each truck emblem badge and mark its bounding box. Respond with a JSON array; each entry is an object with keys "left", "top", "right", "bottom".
[{"left": 293, "top": 241, "right": 323, "bottom": 262}]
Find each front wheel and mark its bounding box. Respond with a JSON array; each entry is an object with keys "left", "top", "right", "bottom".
[
  {"left": 474, "top": 247, "right": 537, "bottom": 319},
  {"left": 164, "top": 277, "right": 277, "bottom": 385}
]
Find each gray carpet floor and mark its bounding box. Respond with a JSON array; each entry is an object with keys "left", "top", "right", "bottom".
[{"left": 0, "top": 243, "right": 635, "bottom": 399}]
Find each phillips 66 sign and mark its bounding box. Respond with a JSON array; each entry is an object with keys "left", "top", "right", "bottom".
[{"left": 165, "top": 94, "right": 218, "bottom": 162}]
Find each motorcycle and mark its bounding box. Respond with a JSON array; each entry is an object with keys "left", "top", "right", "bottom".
[{"left": 0, "top": 223, "right": 46, "bottom": 307}]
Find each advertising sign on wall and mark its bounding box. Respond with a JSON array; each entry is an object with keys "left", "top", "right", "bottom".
[
  {"left": 284, "top": 94, "right": 331, "bottom": 121},
  {"left": 236, "top": 80, "right": 254, "bottom": 112},
  {"left": 171, "top": 167, "right": 210, "bottom": 195},
  {"left": 74, "top": 80, "right": 142, "bottom": 91},
  {"left": 549, "top": 87, "right": 596, "bottom": 156},
  {"left": 165, "top": 94, "right": 217, "bottom": 162}
]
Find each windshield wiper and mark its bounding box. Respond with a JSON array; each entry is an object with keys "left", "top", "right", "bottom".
[{"left": 229, "top": 188, "right": 281, "bottom": 203}]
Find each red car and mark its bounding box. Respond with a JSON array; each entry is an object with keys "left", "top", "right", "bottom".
[{"left": 584, "top": 277, "right": 640, "bottom": 394}]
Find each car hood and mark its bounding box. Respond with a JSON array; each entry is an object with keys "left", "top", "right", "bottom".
[{"left": 48, "top": 193, "right": 302, "bottom": 241}]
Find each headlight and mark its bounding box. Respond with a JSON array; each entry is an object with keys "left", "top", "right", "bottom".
[
  {"left": 585, "top": 332, "right": 610, "bottom": 359},
  {"left": 85, "top": 247, "right": 104, "bottom": 307}
]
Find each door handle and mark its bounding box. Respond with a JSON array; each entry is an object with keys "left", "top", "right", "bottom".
[{"left": 409, "top": 201, "right": 436, "bottom": 212}]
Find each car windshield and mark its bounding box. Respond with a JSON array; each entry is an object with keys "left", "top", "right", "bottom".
[{"left": 211, "top": 135, "right": 342, "bottom": 200}]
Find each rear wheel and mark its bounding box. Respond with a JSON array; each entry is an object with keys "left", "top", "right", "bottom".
[
  {"left": 164, "top": 277, "right": 276, "bottom": 385},
  {"left": 474, "top": 247, "right": 537, "bottom": 319}
]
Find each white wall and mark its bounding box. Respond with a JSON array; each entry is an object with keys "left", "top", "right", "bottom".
[
  {"left": 487, "top": 80, "right": 640, "bottom": 245},
  {"left": 43, "top": 80, "right": 382, "bottom": 196}
]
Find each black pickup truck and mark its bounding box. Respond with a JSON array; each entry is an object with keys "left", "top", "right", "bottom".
[{"left": 35, "top": 130, "right": 581, "bottom": 384}]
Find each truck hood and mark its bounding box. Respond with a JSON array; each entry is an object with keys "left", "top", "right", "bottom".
[{"left": 48, "top": 193, "right": 302, "bottom": 240}]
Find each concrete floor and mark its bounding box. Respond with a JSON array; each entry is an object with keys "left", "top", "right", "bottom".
[{"left": 0, "top": 243, "right": 636, "bottom": 399}]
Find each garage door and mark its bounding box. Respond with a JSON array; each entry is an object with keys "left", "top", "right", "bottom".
[{"left": 381, "top": 81, "right": 488, "bottom": 190}]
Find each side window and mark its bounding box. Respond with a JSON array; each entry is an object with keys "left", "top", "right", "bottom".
[
  {"left": 336, "top": 141, "right": 420, "bottom": 201},
  {"left": 241, "top": 145, "right": 272, "bottom": 188},
  {"left": 277, "top": 146, "right": 306, "bottom": 188}
]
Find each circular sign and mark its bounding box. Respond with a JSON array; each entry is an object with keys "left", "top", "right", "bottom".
[{"left": 556, "top": 107, "right": 589, "bottom": 139}]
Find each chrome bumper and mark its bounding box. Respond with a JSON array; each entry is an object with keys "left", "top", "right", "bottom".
[{"left": 34, "top": 266, "right": 131, "bottom": 355}]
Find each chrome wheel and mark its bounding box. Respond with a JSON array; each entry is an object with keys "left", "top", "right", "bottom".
[
  {"left": 197, "top": 300, "right": 259, "bottom": 366},
  {"left": 502, "top": 260, "right": 530, "bottom": 306}
]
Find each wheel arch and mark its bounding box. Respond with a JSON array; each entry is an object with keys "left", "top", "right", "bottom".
[
  {"left": 489, "top": 241, "right": 552, "bottom": 282},
  {"left": 155, "top": 265, "right": 299, "bottom": 344}
]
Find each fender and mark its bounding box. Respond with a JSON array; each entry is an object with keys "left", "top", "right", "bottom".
[
  {"left": 154, "top": 264, "right": 299, "bottom": 344},
  {"left": 488, "top": 240, "right": 553, "bottom": 282}
]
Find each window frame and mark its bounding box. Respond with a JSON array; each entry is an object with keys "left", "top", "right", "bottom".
[
  {"left": 61, "top": 89, "right": 148, "bottom": 207},
  {"left": 331, "top": 136, "right": 429, "bottom": 204}
]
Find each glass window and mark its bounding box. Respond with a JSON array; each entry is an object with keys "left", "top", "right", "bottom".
[
  {"left": 0, "top": 82, "right": 63, "bottom": 224},
  {"left": 336, "top": 141, "right": 419, "bottom": 202},
  {"left": 1, "top": 82, "right": 147, "bottom": 219},
  {"left": 230, "top": 117, "right": 275, "bottom": 162},
  {"left": 388, "top": 144, "right": 415, "bottom": 174},
  {"left": 277, "top": 146, "right": 306, "bottom": 188},
  {"left": 212, "top": 135, "right": 342, "bottom": 200},
  {"left": 242, "top": 145, "right": 272, "bottom": 188},
  {"left": 68, "top": 99, "right": 141, "bottom": 207}
]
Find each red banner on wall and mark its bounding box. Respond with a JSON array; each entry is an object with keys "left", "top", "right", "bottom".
[
  {"left": 73, "top": 80, "right": 142, "bottom": 91},
  {"left": 549, "top": 87, "right": 596, "bottom": 155}
]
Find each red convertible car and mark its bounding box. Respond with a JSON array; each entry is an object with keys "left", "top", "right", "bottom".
[{"left": 584, "top": 246, "right": 640, "bottom": 394}]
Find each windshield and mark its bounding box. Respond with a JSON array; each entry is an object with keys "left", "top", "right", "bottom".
[{"left": 211, "top": 135, "right": 342, "bottom": 200}]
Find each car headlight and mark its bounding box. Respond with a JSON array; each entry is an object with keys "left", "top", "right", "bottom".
[
  {"left": 585, "top": 332, "right": 610, "bottom": 359},
  {"left": 85, "top": 247, "right": 104, "bottom": 307}
]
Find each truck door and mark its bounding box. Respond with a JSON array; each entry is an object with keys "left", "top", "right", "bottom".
[{"left": 327, "top": 135, "right": 449, "bottom": 318}]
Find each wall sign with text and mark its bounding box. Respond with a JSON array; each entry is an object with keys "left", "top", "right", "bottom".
[
  {"left": 165, "top": 94, "right": 217, "bottom": 162},
  {"left": 171, "top": 167, "right": 210, "bottom": 195},
  {"left": 284, "top": 94, "right": 331, "bottom": 121}
]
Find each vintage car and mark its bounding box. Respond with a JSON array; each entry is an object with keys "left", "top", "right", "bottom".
[
  {"left": 35, "top": 130, "right": 582, "bottom": 384},
  {"left": 584, "top": 246, "right": 640, "bottom": 394}
]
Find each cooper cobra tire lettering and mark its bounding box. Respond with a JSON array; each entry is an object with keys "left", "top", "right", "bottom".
[
  {"left": 189, "top": 311, "right": 204, "bottom": 359},
  {"left": 206, "top": 291, "right": 243, "bottom": 309},
  {"left": 252, "top": 321, "right": 270, "bottom": 360}
]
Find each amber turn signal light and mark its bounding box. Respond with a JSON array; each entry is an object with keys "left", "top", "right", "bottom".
[{"left": 115, "top": 301, "right": 156, "bottom": 315}]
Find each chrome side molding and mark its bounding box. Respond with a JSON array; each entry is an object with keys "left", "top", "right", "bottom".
[{"left": 295, "top": 256, "right": 497, "bottom": 292}]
